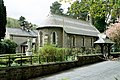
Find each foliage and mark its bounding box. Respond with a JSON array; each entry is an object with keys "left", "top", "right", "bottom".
[
  {"left": 0, "top": 46, "right": 99, "bottom": 67},
  {"left": 4, "top": 39, "right": 18, "bottom": 54},
  {"left": 68, "top": 0, "right": 88, "bottom": 20},
  {"left": 18, "top": 16, "right": 33, "bottom": 30},
  {"left": 88, "top": 0, "right": 120, "bottom": 32},
  {"left": 50, "top": 1, "right": 63, "bottom": 15},
  {"left": 0, "top": 0, "right": 7, "bottom": 40},
  {"left": 38, "top": 44, "right": 98, "bottom": 62},
  {"left": 6, "top": 17, "right": 38, "bottom": 29},
  {"left": 106, "top": 23, "right": 120, "bottom": 51},
  {"left": 0, "top": 39, "right": 18, "bottom": 54},
  {"left": 68, "top": 0, "right": 106, "bottom": 32},
  {"left": 14, "top": 58, "right": 29, "bottom": 64},
  {"left": 93, "top": 16, "right": 106, "bottom": 32},
  {"left": 38, "top": 44, "right": 69, "bottom": 62},
  {"left": 64, "top": 0, "right": 120, "bottom": 32},
  {"left": 0, "top": 41, "right": 8, "bottom": 54},
  {"left": 59, "top": 0, "right": 72, "bottom": 3},
  {"left": 0, "top": 57, "right": 13, "bottom": 66},
  {"left": 6, "top": 17, "right": 21, "bottom": 28}
]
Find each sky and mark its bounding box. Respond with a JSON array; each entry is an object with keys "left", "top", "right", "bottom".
[{"left": 4, "top": 0, "right": 70, "bottom": 25}]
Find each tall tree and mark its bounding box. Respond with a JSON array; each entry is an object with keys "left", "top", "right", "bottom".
[
  {"left": 68, "top": 0, "right": 107, "bottom": 32},
  {"left": 89, "top": 0, "right": 107, "bottom": 32},
  {"left": 68, "top": 0, "right": 88, "bottom": 20},
  {"left": 18, "top": 16, "right": 33, "bottom": 31},
  {"left": 50, "top": 1, "right": 63, "bottom": 15},
  {"left": 0, "top": 0, "right": 7, "bottom": 41},
  {"left": 67, "top": 0, "right": 120, "bottom": 32},
  {"left": 106, "top": 22, "right": 120, "bottom": 51}
]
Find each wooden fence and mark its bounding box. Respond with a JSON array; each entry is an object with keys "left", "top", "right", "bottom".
[{"left": 0, "top": 54, "right": 77, "bottom": 67}]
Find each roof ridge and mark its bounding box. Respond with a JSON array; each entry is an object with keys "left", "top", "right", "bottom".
[{"left": 51, "top": 14, "right": 89, "bottom": 24}]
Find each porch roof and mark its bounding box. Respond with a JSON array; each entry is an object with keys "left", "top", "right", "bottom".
[
  {"left": 94, "top": 33, "right": 114, "bottom": 44},
  {"left": 94, "top": 38, "right": 114, "bottom": 44}
]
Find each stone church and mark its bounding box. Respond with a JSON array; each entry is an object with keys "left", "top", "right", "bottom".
[{"left": 37, "top": 14, "right": 100, "bottom": 48}]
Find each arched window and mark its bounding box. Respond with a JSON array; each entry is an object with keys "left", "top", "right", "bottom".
[
  {"left": 51, "top": 32, "right": 57, "bottom": 44},
  {"left": 44, "top": 34, "right": 49, "bottom": 45},
  {"left": 73, "top": 36, "right": 76, "bottom": 47},
  {"left": 91, "top": 38, "right": 93, "bottom": 47},
  {"left": 82, "top": 37, "right": 84, "bottom": 47},
  {"left": 39, "top": 31, "right": 43, "bottom": 47}
]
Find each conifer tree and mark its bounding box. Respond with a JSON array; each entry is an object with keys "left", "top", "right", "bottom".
[
  {"left": 50, "top": 1, "right": 63, "bottom": 15},
  {"left": 0, "top": 0, "right": 7, "bottom": 41}
]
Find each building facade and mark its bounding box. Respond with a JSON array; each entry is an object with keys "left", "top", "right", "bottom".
[
  {"left": 5, "top": 27, "right": 38, "bottom": 53},
  {"left": 37, "top": 14, "right": 100, "bottom": 48}
]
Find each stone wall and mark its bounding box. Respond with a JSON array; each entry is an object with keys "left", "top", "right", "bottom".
[
  {"left": 38, "top": 27, "right": 63, "bottom": 47},
  {"left": 37, "top": 27, "right": 97, "bottom": 48},
  {"left": 0, "top": 55, "right": 103, "bottom": 80}
]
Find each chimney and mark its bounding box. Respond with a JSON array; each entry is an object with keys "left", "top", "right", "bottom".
[{"left": 86, "top": 13, "right": 92, "bottom": 24}]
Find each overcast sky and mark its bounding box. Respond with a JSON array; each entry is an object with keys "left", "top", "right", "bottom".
[{"left": 4, "top": 0, "right": 61, "bottom": 25}]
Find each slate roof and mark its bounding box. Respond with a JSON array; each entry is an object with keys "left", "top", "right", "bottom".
[
  {"left": 94, "top": 34, "right": 114, "bottom": 44},
  {"left": 37, "top": 14, "right": 100, "bottom": 37},
  {"left": 94, "top": 38, "right": 114, "bottom": 44},
  {"left": 6, "top": 27, "right": 38, "bottom": 37}
]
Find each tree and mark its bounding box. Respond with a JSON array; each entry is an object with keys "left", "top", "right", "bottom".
[
  {"left": 67, "top": 0, "right": 120, "bottom": 32},
  {"left": 89, "top": 1, "right": 107, "bottom": 32},
  {"left": 106, "top": 22, "right": 120, "bottom": 51},
  {"left": 0, "top": 39, "right": 17, "bottom": 54},
  {"left": 18, "top": 16, "right": 33, "bottom": 31},
  {"left": 89, "top": 0, "right": 120, "bottom": 32},
  {"left": 19, "top": 16, "right": 26, "bottom": 27},
  {"left": 6, "top": 17, "right": 37, "bottom": 29},
  {"left": 68, "top": 0, "right": 107, "bottom": 32},
  {"left": 59, "top": 0, "right": 72, "bottom": 3},
  {"left": 6, "top": 17, "right": 21, "bottom": 28},
  {"left": 0, "top": 0, "right": 7, "bottom": 41},
  {"left": 68, "top": 0, "right": 89, "bottom": 20},
  {"left": 50, "top": 1, "right": 63, "bottom": 15}
]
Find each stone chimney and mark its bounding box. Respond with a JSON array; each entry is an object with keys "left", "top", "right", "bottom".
[{"left": 86, "top": 13, "right": 92, "bottom": 24}]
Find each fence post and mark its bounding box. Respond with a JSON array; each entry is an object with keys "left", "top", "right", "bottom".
[
  {"left": 8, "top": 55, "right": 11, "bottom": 67},
  {"left": 47, "top": 56, "right": 49, "bottom": 63},
  {"left": 38, "top": 55, "right": 41, "bottom": 64},
  {"left": 20, "top": 55, "right": 22, "bottom": 66},
  {"left": 30, "top": 56, "right": 32, "bottom": 65}
]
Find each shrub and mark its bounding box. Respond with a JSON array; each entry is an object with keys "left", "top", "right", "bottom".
[
  {"left": 0, "top": 39, "right": 18, "bottom": 54},
  {"left": 39, "top": 44, "right": 56, "bottom": 56},
  {"left": 0, "top": 55, "right": 14, "bottom": 66},
  {"left": 38, "top": 44, "right": 68, "bottom": 62},
  {"left": 3, "top": 39, "right": 18, "bottom": 54},
  {"left": 0, "top": 41, "right": 8, "bottom": 54},
  {"left": 0, "top": 42, "right": 4, "bottom": 54}
]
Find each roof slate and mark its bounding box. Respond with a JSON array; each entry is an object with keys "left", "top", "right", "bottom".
[
  {"left": 37, "top": 14, "right": 100, "bottom": 37},
  {"left": 6, "top": 27, "right": 38, "bottom": 37},
  {"left": 94, "top": 38, "right": 114, "bottom": 44}
]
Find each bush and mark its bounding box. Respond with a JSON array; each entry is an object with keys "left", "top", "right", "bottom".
[
  {"left": 3, "top": 39, "right": 18, "bottom": 54},
  {"left": 38, "top": 44, "right": 68, "bottom": 62},
  {"left": 39, "top": 44, "right": 56, "bottom": 56},
  {"left": 0, "top": 42, "right": 5, "bottom": 54},
  {"left": 0, "top": 41, "right": 8, "bottom": 54},
  {"left": 0, "top": 39, "right": 17, "bottom": 54},
  {"left": 0, "top": 55, "right": 14, "bottom": 66}
]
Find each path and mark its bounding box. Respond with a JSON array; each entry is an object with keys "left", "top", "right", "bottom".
[{"left": 31, "top": 61, "right": 120, "bottom": 80}]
